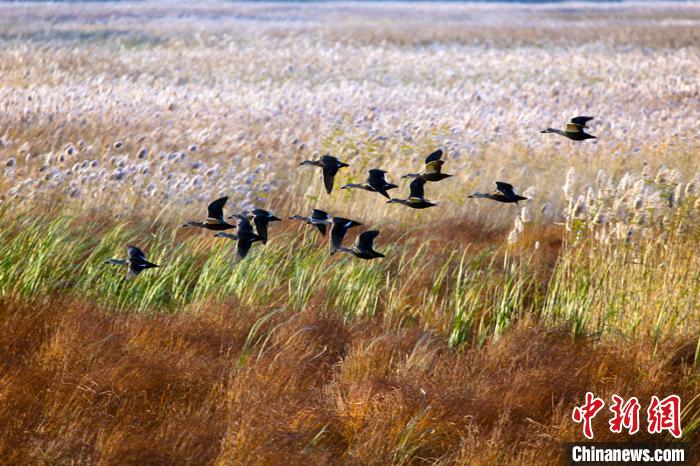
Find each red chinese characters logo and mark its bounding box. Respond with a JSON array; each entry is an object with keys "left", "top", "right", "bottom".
[
  {"left": 647, "top": 395, "right": 682, "bottom": 438},
  {"left": 572, "top": 393, "right": 682, "bottom": 439},
  {"left": 609, "top": 395, "right": 641, "bottom": 435},
  {"left": 572, "top": 392, "right": 605, "bottom": 440}
]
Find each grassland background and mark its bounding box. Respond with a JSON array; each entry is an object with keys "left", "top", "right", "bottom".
[{"left": 0, "top": 2, "right": 699, "bottom": 465}]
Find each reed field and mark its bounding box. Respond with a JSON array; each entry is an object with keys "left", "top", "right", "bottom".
[{"left": 1, "top": 2, "right": 699, "bottom": 464}]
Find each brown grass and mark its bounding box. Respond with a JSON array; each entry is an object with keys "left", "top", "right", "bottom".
[{"left": 1, "top": 296, "right": 696, "bottom": 465}]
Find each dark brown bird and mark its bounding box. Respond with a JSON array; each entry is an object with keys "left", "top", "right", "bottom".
[
  {"left": 299, "top": 154, "right": 349, "bottom": 194},
  {"left": 182, "top": 196, "right": 235, "bottom": 231},
  {"left": 339, "top": 230, "right": 385, "bottom": 260},
  {"left": 214, "top": 214, "right": 262, "bottom": 259},
  {"left": 387, "top": 177, "right": 437, "bottom": 209},
  {"left": 229, "top": 208, "right": 281, "bottom": 244},
  {"left": 402, "top": 149, "right": 452, "bottom": 182},
  {"left": 341, "top": 168, "right": 398, "bottom": 199},
  {"left": 329, "top": 216, "right": 362, "bottom": 255},
  {"left": 104, "top": 245, "right": 160, "bottom": 278},
  {"left": 468, "top": 181, "right": 528, "bottom": 204},
  {"left": 289, "top": 209, "right": 332, "bottom": 236},
  {"left": 541, "top": 116, "right": 596, "bottom": 141}
]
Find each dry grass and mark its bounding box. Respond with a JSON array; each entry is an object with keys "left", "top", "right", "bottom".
[{"left": 1, "top": 297, "right": 697, "bottom": 465}]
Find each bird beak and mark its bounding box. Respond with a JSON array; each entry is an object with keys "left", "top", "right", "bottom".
[
  {"left": 270, "top": 215, "right": 281, "bottom": 221},
  {"left": 340, "top": 162, "right": 350, "bottom": 168}
]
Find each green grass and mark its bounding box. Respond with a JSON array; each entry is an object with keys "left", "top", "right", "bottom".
[{"left": 0, "top": 206, "right": 698, "bottom": 350}]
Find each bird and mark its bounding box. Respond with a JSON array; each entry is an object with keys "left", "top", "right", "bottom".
[
  {"left": 214, "top": 214, "right": 262, "bottom": 259},
  {"left": 541, "top": 116, "right": 596, "bottom": 141},
  {"left": 182, "top": 196, "right": 235, "bottom": 231},
  {"left": 329, "top": 216, "right": 362, "bottom": 255},
  {"left": 299, "top": 154, "right": 349, "bottom": 194},
  {"left": 468, "top": 181, "right": 528, "bottom": 204},
  {"left": 229, "top": 209, "right": 280, "bottom": 244},
  {"left": 338, "top": 230, "right": 385, "bottom": 260},
  {"left": 289, "top": 209, "right": 332, "bottom": 236},
  {"left": 387, "top": 177, "right": 437, "bottom": 209},
  {"left": 104, "top": 245, "right": 160, "bottom": 278},
  {"left": 341, "top": 168, "right": 398, "bottom": 199},
  {"left": 402, "top": 149, "right": 452, "bottom": 182}
]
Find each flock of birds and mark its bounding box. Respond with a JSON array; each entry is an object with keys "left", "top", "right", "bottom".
[{"left": 106, "top": 116, "right": 598, "bottom": 277}]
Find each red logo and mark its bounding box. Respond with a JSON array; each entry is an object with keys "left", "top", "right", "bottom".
[
  {"left": 609, "top": 395, "right": 641, "bottom": 435},
  {"left": 572, "top": 392, "right": 606, "bottom": 439},
  {"left": 572, "top": 393, "right": 683, "bottom": 439},
  {"left": 647, "top": 395, "right": 682, "bottom": 438}
]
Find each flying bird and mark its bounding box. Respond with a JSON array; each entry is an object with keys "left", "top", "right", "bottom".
[
  {"left": 214, "top": 214, "right": 262, "bottom": 259},
  {"left": 468, "top": 181, "right": 528, "bottom": 204},
  {"left": 339, "top": 230, "right": 385, "bottom": 260},
  {"left": 289, "top": 209, "right": 332, "bottom": 236},
  {"left": 104, "top": 245, "right": 160, "bottom": 278},
  {"left": 402, "top": 149, "right": 452, "bottom": 182},
  {"left": 329, "top": 216, "right": 362, "bottom": 255},
  {"left": 299, "top": 154, "right": 349, "bottom": 194},
  {"left": 387, "top": 177, "right": 437, "bottom": 209},
  {"left": 182, "top": 196, "right": 235, "bottom": 231},
  {"left": 541, "top": 116, "right": 596, "bottom": 141},
  {"left": 341, "top": 168, "right": 398, "bottom": 199},
  {"left": 229, "top": 209, "right": 280, "bottom": 244}
]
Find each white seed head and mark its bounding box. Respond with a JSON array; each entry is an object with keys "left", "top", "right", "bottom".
[{"left": 520, "top": 206, "right": 532, "bottom": 223}]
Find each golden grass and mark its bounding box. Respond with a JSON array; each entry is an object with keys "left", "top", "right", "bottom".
[{"left": 1, "top": 297, "right": 697, "bottom": 465}]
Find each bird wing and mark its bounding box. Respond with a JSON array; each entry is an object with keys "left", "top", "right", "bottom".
[
  {"left": 357, "top": 230, "right": 379, "bottom": 252},
  {"left": 311, "top": 209, "right": 329, "bottom": 221},
  {"left": 330, "top": 219, "right": 351, "bottom": 254},
  {"left": 495, "top": 181, "right": 516, "bottom": 197},
  {"left": 236, "top": 215, "right": 255, "bottom": 233},
  {"left": 321, "top": 155, "right": 340, "bottom": 165},
  {"left": 314, "top": 223, "right": 327, "bottom": 236},
  {"left": 570, "top": 116, "right": 594, "bottom": 127},
  {"left": 322, "top": 164, "right": 339, "bottom": 194},
  {"left": 367, "top": 169, "right": 388, "bottom": 183},
  {"left": 423, "top": 160, "right": 444, "bottom": 175},
  {"left": 253, "top": 216, "right": 268, "bottom": 243},
  {"left": 252, "top": 208, "right": 269, "bottom": 217},
  {"left": 207, "top": 196, "right": 228, "bottom": 221},
  {"left": 424, "top": 149, "right": 443, "bottom": 164},
  {"left": 127, "top": 245, "right": 147, "bottom": 263},
  {"left": 565, "top": 123, "right": 583, "bottom": 133},
  {"left": 236, "top": 238, "right": 254, "bottom": 259},
  {"left": 409, "top": 177, "right": 426, "bottom": 199}
]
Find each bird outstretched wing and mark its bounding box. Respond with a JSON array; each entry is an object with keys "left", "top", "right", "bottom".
[
  {"left": 127, "top": 245, "right": 147, "bottom": 262},
  {"left": 237, "top": 238, "right": 254, "bottom": 259},
  {"left": 565, "top": 123, "right": 583, "bottom": 133},
  {"left": 495, "top": 181, "right": 516, "bottom": 198},
  {"left": 357, "top": 230, "right": 379, "bottom": 252},
  {"left": 423, "top": 160, "right": 444, "bottom": 175},
  {"left": 322, "top": 164, "right": 339, "bottom": 194},
  {"left": 424, "top": 149, "right": 443, "bottom": 164},
  {"left": 330, "top": 217, "right": 355, "bottom": 254},
  {"left": 570, "top": 116, "right": 594, "bottom": 127},
  {"left": 236, "top": 215, "right": 255, "bottom": 233},
  {"left": 409, "top": 177, "right": 426, "bottom": 199},
  {"left": 207, "top": 196, "right": 228, "bottom": 221}
]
